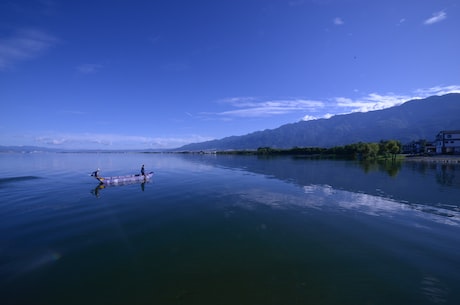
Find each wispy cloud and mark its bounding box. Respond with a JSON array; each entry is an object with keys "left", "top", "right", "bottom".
[
  {"left": 0, "top": 29, "right": 57, "bottom": 70},
  {"left": 209, "top": 85, "right": 460, "bottom": 123},
  {"left": 333, "top": 17, "right": 344, "bottom": 25},
  {"left": 215, "top": 97, "right": 324, "bottom": 118},
  {"left": 424, "top": 11, "right": 447, "bottom": 25},
  {"left": 301, "top": 85, "right": 460, "bottom": 121},
  {"left": 76, "top": 63, "right": 103, "bottom": 74},
  {"left": 35, "top": 133, "right": 213, "bottom": 149},
  {"left": 301, "top": 93, "right": 409, "bottom": 122},
  {"left": 334, "top": 93, "right": 410, "bottom": 112},
  {"left": 28, "top": 85, "right": 460, "bottom": 149},
  {"left": 414, "top": 85, "right": 460, "bottom": 96}
]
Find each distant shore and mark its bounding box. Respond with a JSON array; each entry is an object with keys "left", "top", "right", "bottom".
[{"left": 403, "top": 154, "right": 460, "bottom": 163}]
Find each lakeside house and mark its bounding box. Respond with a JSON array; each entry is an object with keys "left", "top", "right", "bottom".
[
  {"left": 402, "top": 130, "right": 460, "bottom": 155},
  {"left": 436, "top": 130, "right": 460, "bottom": 155},
  {"left": 402, "top": 140, "right": 434, "bottom": 155}
]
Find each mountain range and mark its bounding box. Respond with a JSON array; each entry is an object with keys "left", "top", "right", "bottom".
[{"left": 177, "top": 93, "right": 460, "bottom": 151}]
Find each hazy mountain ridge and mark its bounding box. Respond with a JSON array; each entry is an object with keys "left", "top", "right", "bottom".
[
  {"left": 177, "top": 93, "right": 460, "bottom": 151},
  {"left": 0, "top": 146, "right": 61, "bottom": 152}
]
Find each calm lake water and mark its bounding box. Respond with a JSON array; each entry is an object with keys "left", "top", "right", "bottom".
[{"left": 1, "top": 153, "right": 459, "bottom": 305}]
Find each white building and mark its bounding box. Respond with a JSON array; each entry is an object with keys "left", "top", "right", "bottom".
[{"left": 436, "top": 130, "right": 460, "bottom": 154}]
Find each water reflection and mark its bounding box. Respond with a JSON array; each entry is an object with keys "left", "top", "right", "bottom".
[
  {"left": 227, "top": 183, "right": 460, "bottom": 227},
  {"left": 2, "top": 153, "right": 459, "bottom": 305},
  {"left": 175, "top": 154, "right": 460, "bottom": 216},
  {"left": 90, "top": 181, "right": 148, "bottom": 197},
  {"left": 405, "top": 162, "right": 460, "bottom": 187},
  {"left": 436, "top": 163, "right": 458, "bottom": 187},
  {"left": 421, "top": 275, "right": 450, "bottom": 304},
  {"left": 183, "top": 154, "right": 460, "bottom": 189},
  {"left": 302, "top": 184, "right": 460, "bottom": 226},
  {"left": 358, "top": 160, "right": 402, "bottom": 177}
]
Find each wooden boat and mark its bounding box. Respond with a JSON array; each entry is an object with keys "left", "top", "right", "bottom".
[{"left": 91, "top": 171, "right": 154, "bottom": 185}]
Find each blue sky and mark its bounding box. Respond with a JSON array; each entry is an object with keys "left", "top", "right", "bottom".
[{"left": 1, "top": 0, "right": 459, "bottom": 150}]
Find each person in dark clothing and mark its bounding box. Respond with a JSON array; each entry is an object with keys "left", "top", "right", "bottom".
[
  {"left": 141, "top": 165, "right": 145, "bottom": 177},
  {"left": 92, "top": 168, "right": 100, "bottom": 178}
]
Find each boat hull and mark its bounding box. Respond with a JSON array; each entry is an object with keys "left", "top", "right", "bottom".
[{"left": 95, "top": 172, "right": 153, "bottom": 185}]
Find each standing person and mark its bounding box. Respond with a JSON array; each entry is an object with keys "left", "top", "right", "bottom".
[
  {"left": 92, "top": 168, "right": 100, "bottom": 178},
  {"left": 141, "top": 164, "right": 145, "bottom": 178}
]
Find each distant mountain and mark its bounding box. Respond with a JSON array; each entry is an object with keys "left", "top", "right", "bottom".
[
  {"left": 0, "top": 146, "right": 61, "bottom": 153},
  {"left": 177, "top": 93, "right": 460, "bottom": 151},
  {"left": 0, "top": 146, "right": 166, "bottom": 153}
]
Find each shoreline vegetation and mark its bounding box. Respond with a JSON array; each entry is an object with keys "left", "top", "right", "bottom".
[
  {"left": 2, "top": 141, "right": 460, "bottom": 163},
  {"left": 215, "top": 140, "right": 404, "bottom": 162},
  {"left": 209, "top": 140, "right": 460, "bottom": 163}
]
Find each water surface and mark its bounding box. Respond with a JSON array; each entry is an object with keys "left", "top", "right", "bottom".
[{"left": 1, "top": 153, "right": 459, "bottom": 304}]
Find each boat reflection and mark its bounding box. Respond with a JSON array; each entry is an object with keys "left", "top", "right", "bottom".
[{"left": 91, "top": 181, "right": 148, "bottom": 197}]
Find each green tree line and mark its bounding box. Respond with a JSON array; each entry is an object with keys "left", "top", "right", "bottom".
[{"left": 220, "top": 140, "right": 402, "bottom": 161}]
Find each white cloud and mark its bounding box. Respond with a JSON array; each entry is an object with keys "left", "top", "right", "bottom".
[
  {"left": 216, "top": 98, "right": 324, "bottom": 118},
  {"left": 214, "top": 85, "right": 460, "bottom": 123},
  {"left": 300, "top": 94, "right": 410, "bottom": 121},
  {"left": 302, "top": 115, "right": 318, "bottom": 121},
  {"left": 26, "top": 85, "right": 460, "bottom": 149},
  {"left": 0, "top": 29, "right": 57, "bottom": 70},
  {"left": 35, "top": 133, "right": 213, "bottom": 149},
  {"left": 333, "top": 17, "right": 344, "bottom": 25},
  {"left": 300, "top": 85, "right": 460, "bottom": 121},
  {"left": 424, "top": 11, "right": 447, "bottom": 25},
  {"left": 335, "top": 93, "right": 411, "bottom": 113},
  {"left": 302, "top": 113, "right": 334, "bottom": 121},
  {"left": 414, "top": 85, "right": 460, "bottom": 96}
]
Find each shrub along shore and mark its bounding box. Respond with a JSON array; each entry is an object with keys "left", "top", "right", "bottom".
[
  {"left": 214, "top": 140, "right": 460, "bottom": 163},
  {"left": 217, "top": 140, "right": 403, "bottom": 161}
]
